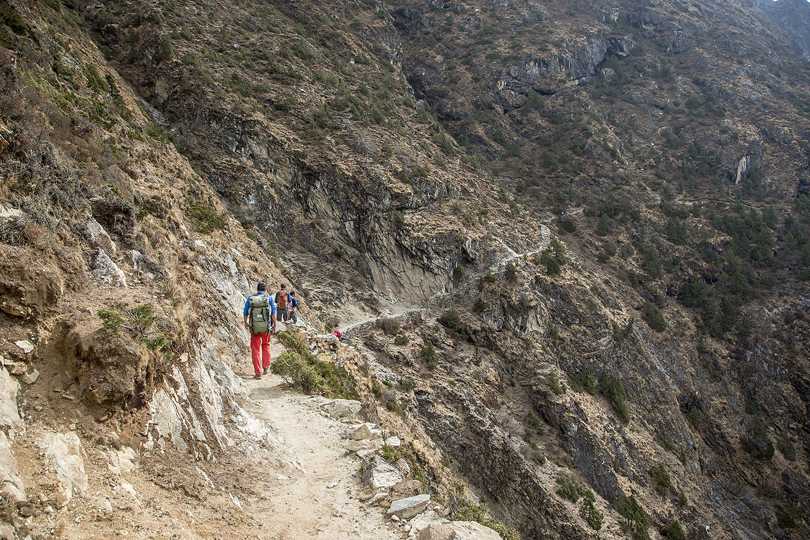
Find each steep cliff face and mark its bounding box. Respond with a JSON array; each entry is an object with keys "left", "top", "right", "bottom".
[{"left": 1, "top": 0, "right": 809, "bottom": 539}]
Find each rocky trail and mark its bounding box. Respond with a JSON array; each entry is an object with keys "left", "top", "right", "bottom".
[
  {"left": 490, "top": 226, "right": 553, "bottom": 272},
  {"left": 240, "top": 337, "right": 400, "bottom": 540}
]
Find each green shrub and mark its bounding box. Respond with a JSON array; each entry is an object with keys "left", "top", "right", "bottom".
[
  {"left": 579, "top": 493, "right": 603, "bottom": 531},
  {"left": 398, "top": 377, "right": 416, "bottom": 392},
  {"left": 271, "top": 338, "right": 358, "bottom": 399},
  {"left": 83, "top": 64, "right": 108, "bottom": 93},
  {"left": 271, "top": 351, "right": 308, "bottom": 384},
  {"left": 616, "top": 495, "right": 650, "bottom": 540},
  {"left": 145, "top": 123, "right": 171, "bottom": 143},
  {"left": 420, "top": 342, "right": 438, "bottom": 369},
  {"left": 547, "top": 372, "right": 565, "bottom": 395},
  {"left": 0, "top": 5, "right": 29, "bottom": 36},
  {"left": 187, "top": 203, "right": 227, "bottom": 234},
  {"left": 380, "top": 444, "right": 401, "bottom": 463},
  {"left": 556, "top": 474, "right": 588, "bottom": 503},
  {"left": 540, "top": 239, "right": 567, "bottom": 276},
  {"left": 661, "top": 520, "right": 686, "bottom": 540},
  {"left": 599, "top": 374, "right": 629, "bottom": 423},
  {"left": 650, "top": 464, "right": 672, "bottom": 496},
  {"left": 276, "top": 330, "right": 309, "bottom": 356},
  {"left": 569, "top": 369, "right": 598, "bottom": 395},
  {"left": 394, "top": 334, "right": 409, "bottom": 346},
  {"left": 438, "top": 309, "right": 463, "bottom": 332},
  {"left": 129, "top": 304, "right": 156, "bottom": 332},
  {"left": 642, "top": 302, "right": 667, "bottom": 332},
  {"left": 97, "top": 308, "right": 124, "bottom": 332}
]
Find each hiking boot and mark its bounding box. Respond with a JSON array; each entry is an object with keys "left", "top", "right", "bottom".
[
  {"left": 253, "top": 374, "right": 261, "bottom": 380},
  {"left": 263, "top": 367, "right": 269, "bottom": 375}
]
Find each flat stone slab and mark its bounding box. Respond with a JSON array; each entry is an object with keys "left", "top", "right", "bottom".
[{"left": 387, "top": 494, "right": 430, "bottom": 520}]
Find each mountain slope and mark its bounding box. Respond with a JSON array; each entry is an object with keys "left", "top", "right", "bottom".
[{"left": 0, "top": 1, "right": 809, "bottom": 539}]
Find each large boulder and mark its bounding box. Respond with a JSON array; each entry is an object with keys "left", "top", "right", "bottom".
[
  {"left": 418, "top": 521, "right": 503, "bottom": 540},
  {"left": 38, "top": 432, "right": 89, "bottom": 506},
  {"left": 362, "top": 455, "right": 404, "bottom": 493},
  {"left": 92, "top": 249, "right": 127, "bottom": 287}
]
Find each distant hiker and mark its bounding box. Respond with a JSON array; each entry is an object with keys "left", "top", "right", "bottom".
[
  {"left": 332, "top": 327, "right": 343, "bottom": 341},
  {"left": 288, "top": 290, "right": 300, "bottom": 324},
  {"left": 243, "top": 282, "right": 277, "bottom": 379},
  {"left": 275, "top": 284, "right": 290, "bottom": 323}
]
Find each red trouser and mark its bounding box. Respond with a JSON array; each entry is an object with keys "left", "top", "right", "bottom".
[{"left": 250, "top": 332, "right": 271, "bottom": 376}]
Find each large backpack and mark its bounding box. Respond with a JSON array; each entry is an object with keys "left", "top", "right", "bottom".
[{"left": 249, "top": 294, "right": 271, "bottom": 334}]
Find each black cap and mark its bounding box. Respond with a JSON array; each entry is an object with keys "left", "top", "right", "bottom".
[{"left": 257, "top": 282, "right": 266, "bottom": 292}]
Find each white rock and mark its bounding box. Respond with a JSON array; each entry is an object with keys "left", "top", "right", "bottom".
[
  {"left": 417, "top": 521, "right": 503, "bottom": 540},
  {"left": 107, "top": 446, "right": 138, "bottom": 475},
  {"left": 38, "top": 432, "right": 89, "bottom": 506},
  {"left": 85, "top": 218, "right": 116, "bottom": 254},
  {"left": 387, "top": 494, "right": 431, "bottom": 520},
  {"left": 392, "top": 515, "right": 401, "bottom": 522},
  {"left": 92, "top": 249, "right": 127, "bottom": 287},
  {"left": 385, "top": 436, "right": 402, "bottom": 447},
  {"left": 350, "top": 423, "right": 382, "bottom": 441},
  {"left": 14, "top": 340, "right": 34, "bottom": 354},
  {"left": 408, "top": 510, "right": 446, "bottom": 539},
  {"left": 0, "top": 367, "right": 21, "bottom": 433},
  {"left": 0, "top": 431, "right": 25, "bottom": 502},
  {"left": 363, "top": 455, "right": 403, "bottom": 493},
  {"left": 320, "top": 399, "right": 362, "bottom": 421}
]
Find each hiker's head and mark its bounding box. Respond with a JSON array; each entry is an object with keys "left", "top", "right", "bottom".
[
  {"left": 257, "top": 282, "right": 266, "bottom": 293},
  {"left": 281, "top": 284, "right": 287, "bottom": 290},
  {"left": 290, "top": 290, "right": 296, "bottom": 296}
]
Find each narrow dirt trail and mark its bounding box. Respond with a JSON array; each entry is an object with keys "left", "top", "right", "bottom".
[{"left": 241, "top": 337, "right": 400, "bottom": 540}]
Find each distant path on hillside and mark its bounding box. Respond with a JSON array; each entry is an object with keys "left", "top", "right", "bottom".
[{"left": 490, "top": 224, "right": 552, "bottom": 272}]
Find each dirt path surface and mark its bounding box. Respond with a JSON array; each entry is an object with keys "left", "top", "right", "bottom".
[{"left": 241, "top": 338, "right": 400, "bottom": 540}]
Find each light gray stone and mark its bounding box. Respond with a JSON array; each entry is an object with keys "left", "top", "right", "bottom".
[
  {"left": 387, "top": 494, "right": 430, "bottom": 520},
  {"left": 363, "top": 455, "right": 404, "bottom": 493},
  {"left": 417, "top": 521, "right": 503, "bottom": 540},
  {"left": 320, "top": 399, "right": 362, "bottom": 421},
  {"left": 92, "top": 249, "right": 127, "bottom": 287},
  {"left": 38, "top": 431, "right": 89, "bottom": 506},
  {"left": 107, "top": 446, "right": 138, "bottom": 475},
  {"left": 0, "top": 431, "right": 25, "bottom": 502},
  {"left": 14, "top": 340, "right": 34, "bottom": 354},
  {"left": 385, "top": 435, "right": 401, "bottom": 447},
  {"left": 85, "top": 218, "right": 116, "bottom": 254},
  {"left": 0, "top": 367, "right": 21, "bottom": 433}
]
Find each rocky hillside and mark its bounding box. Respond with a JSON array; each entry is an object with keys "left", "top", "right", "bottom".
[{"left": 1, "top": 0, "right": 809, "bottom": 539}]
